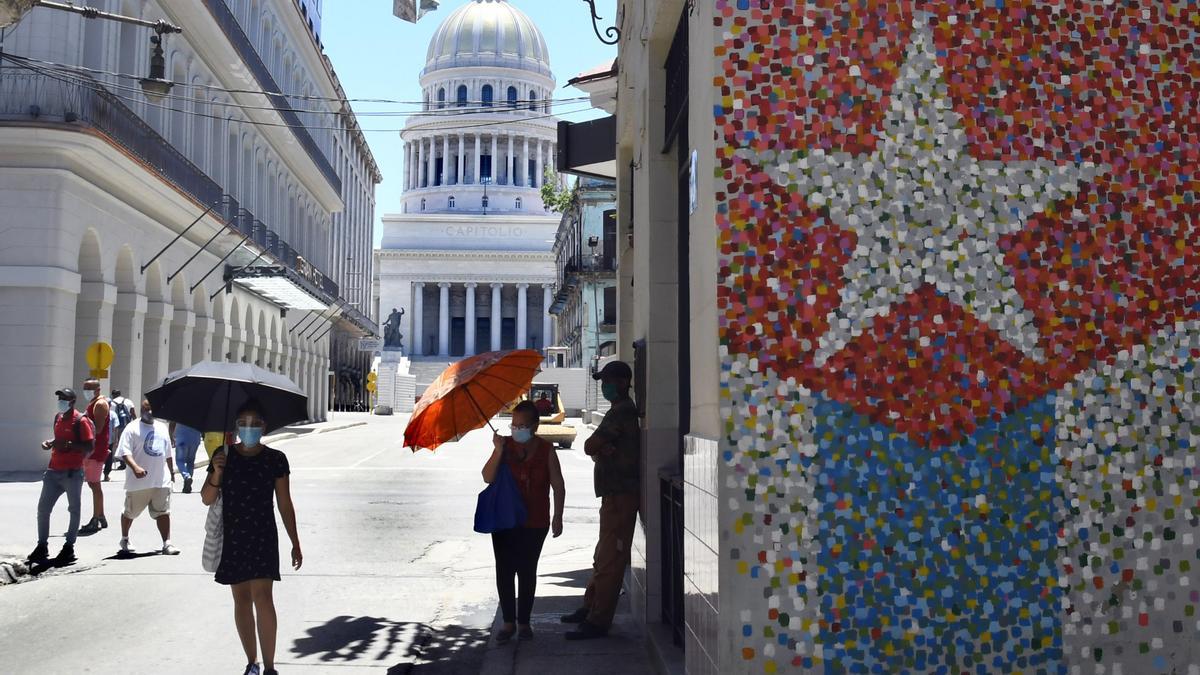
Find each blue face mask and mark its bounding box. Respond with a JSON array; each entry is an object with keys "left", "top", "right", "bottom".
[
  {"left": 601, "top": 383, "right": 622, "bottom": 402},
  {"left": 511, "top": 427, "right": 533, "bottom": 444},
  {"left": 57, "top": 400, "right": 71, "bottom": 413},
  {"left": 237, "top": 425, "right": 264, "bottom": 448}
]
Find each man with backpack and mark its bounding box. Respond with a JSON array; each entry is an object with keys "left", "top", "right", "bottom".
[
  {"left": 28, "top": 387, "right": 95, "bottom": 565},
  {"left": 106, "top": 388, "right": 135, "bottom": 481}
]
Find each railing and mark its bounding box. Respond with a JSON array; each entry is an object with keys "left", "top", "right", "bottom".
[
  {"left": 660, "top": 471, "right": 685, "bottom": 647},
  {"left": 201, "top": 0, "right": 341, "bottom": 194},
  {"left": 0, "top": 69, "right": 340, "bottom": 302}
]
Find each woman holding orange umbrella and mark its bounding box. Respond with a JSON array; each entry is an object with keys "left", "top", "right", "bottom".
[{"left": 481, "top": 400, "right": 565, "bottom": 643}]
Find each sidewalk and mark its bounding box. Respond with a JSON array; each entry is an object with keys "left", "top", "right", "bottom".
[{"left": 478, "top": 566, "right": 658, "bottom": 675}]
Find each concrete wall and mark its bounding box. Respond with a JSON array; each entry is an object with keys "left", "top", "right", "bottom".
[
  {"left": 710, "top": 3, "right": 1200, "bottom": 674},
  {"left": 528, "top": 367, "right": 587, "bottom": 414}
]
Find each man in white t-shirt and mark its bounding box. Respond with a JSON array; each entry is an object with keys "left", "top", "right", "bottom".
[{"left": 115, "top": 398, "right": 179, "bottom": 556}]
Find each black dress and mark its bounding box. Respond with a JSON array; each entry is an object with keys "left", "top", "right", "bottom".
[{"left": 208, "top": 445, "right": 290, "bottom": 585}]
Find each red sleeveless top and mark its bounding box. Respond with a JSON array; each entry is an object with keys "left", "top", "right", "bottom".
[{"left": 504, "top": 437, "right": 553, "bottom": 529}]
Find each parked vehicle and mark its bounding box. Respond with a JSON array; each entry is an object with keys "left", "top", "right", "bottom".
[{"left": 502, "top": 382, "right": 577, "bottom": 449}]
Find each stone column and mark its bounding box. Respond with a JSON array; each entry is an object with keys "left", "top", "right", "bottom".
[
  {"left": 536, "top": 138, "right": 544, "bottom": 187},
  {"left": 192, "top": 315, "right": 213, "bottom": 364},
  {"left": 211, "top": 312, "right": 228, "bottom": 364},
  {"left": 112, "top": 291, "right": 145, "bottom": 400},
  {"left": 417, "top": 136, "right": 427, "bottom": 188},
  {"left": 490, "top": 134, "right": 498, "bottom": 182},
  {"left": 522, "top": 136, "right": 530, "bottom": 187},
  {"left": 457, "top": 133, "right": 465, "bottom": 185},
  {"left": 405, "top": 140, "right": 412, "bottom": 190},
  {"left": 490, "top": 283, "right": 502, "bottom": 351},
  {"left": 516, "top": 283, "right": 528, "bottom": 349},
  {"left": 441, "top": 135, "right": 450, "bottom": 186},
  {"left": 427, "top": 136, "right": 436, "bottom": 189},
  {"left": 542, "top": 284, "right": 553, "bottom": 350},
  {"left": 412, "top": 282, "right": 424, "bottom": 356},
  {"left": 73, "top": 281, "right": 116, "bottom": 386},
  {"left": 438, "top": 282, "right": 450, "bottom": 357},
  {"left": 168, "top": 306, "right": 195, "bottom": 372},
  {"left": 464, "top": 283, "right": 477, "bottom": 356},
  {"left": 473, "top": 133, "right": 481, "bottom": 185},
  {"left": 141, "top": 300, "right": 172, "bottom": 392},
  {"left": 507, "top": 132, "right": 515, "bottom": 185}
]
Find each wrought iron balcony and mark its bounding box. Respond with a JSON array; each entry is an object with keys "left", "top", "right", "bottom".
[{"left": 201, "top": 0, "right": 341, "bottom": 194}]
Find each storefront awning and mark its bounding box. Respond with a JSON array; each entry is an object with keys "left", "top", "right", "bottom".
[
  {"left": 226, "top": 265, "right": 332, "bottom": 311},
  {"left": 556, "top": 115, "right": 616, "bottom": 180}
]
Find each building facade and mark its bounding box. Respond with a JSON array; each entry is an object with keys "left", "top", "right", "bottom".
[
  {"left": 610, "top": 1, "right": 1200, "bottom": 674},
  {"left": 0, "top": 0, "right": 377, "bottom": 470},
  {"left": 549, "top": 178, "right": 616, "bottom": 418},
  {"left": 375, "top": 0, "right": 559, "bottom": 365}
]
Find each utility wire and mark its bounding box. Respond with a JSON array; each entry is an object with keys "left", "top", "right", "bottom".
[{"left": 1, "top": 52, "right": 587, "bottom": 109}]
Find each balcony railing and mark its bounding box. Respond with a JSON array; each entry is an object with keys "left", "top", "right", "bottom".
[
  {"left": 0, "top": 69, "right": 340, "bottom": 303},
  {"left": 201, "top": 0, "right": 341, "bottom": 194}
]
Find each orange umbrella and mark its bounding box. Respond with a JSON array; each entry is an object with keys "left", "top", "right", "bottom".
[{"left": 403, "top": 349, "right": 543, "bottom": 451}]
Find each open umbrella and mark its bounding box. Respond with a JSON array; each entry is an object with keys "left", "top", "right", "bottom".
[
  {"left": 145, "top": 361, "right": 308, "bottom": 434},
  {"left": 403, "top": 349, "right": 543, "bottom": 451}
]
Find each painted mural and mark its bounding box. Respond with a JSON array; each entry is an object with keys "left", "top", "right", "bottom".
[{"left": 714, "top": 2, "right": 1199, "bottom": 672}]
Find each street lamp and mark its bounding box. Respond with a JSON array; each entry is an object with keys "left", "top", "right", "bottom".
[{"left": 481, "top": 176, "right": 492, "bottom": 216}]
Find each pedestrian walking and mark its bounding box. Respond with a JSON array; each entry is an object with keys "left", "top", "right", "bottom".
[
  {"left": 27, "top": 388, "right": 95, "bottom": 565},
  {"left": 78, "top": 379, "right": 110, "bottom": 534},
  {"left": 170, "top": 421, "right": 203, "bottom": 493},
  {"left": 562, "top": 361, "right": 641, "bottom": 640},
  {"left": 106, "top": 388, "right": 135, "bottom": 480},
  {"left": 481, "top": 400, "right": 566, "bottom": 643},
  {"left": 200, "top": 402, "right": 302, "bottom": 675},
  {"left": 114, "top": 398, "right": 179, "bottom": 556}
]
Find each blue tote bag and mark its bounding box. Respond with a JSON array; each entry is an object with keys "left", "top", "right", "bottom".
[{"left": 474, "top": 461, "right": 528, "bottom": 533}]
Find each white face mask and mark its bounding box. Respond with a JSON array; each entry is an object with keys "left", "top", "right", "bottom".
[
  {"left": 511, "top": 427, "right": 533, "bottom": 444},
  {"left": 57, "top": 400, "right": 72, "bottom": 413}
]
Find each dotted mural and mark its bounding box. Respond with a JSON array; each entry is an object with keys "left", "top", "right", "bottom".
[{"left": 714, "top": 2, "right": 1199, "bottom": 673}]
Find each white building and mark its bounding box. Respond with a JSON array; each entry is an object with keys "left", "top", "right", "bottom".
[
  {"left": 375, "top": 0, "right": 560, "bottom": 365},
  {"left": 0, "top": 0, "right": 376, "bottom": 470}
]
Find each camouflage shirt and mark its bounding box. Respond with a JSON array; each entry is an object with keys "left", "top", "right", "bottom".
[{"left": 592, "top": 397, "right": 641, "bottom": 497}]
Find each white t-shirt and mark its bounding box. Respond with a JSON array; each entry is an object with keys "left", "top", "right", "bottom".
[{"left": 117, "top": 420, "right": 172, "bottom": 490}]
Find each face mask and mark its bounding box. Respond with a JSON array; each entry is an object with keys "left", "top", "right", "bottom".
[
  {"left": 511, "top": 427, "right": 533, "bottom": 444},
  {"left": 238, "top": 425, "right": 264, "bottom": 447},
  {"left": 601, "top": 383, "right": 622, "bottom": 402},
  {"left": 57, "top": 400, "right": 71, "bottom": 413}
]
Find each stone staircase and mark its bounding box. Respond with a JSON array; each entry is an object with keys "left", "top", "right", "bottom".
[{"left": 406, "top": 357, "right": 457, "bottom": 395}]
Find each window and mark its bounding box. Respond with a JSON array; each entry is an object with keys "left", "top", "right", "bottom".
[
  {"left": 456, "top": 84, "right": 468, "bottom": 107},
  {"left": 437, "top": 88, "right": 446, "bottom": 109},
  {"left": 420, "top": 198, "right": 426, "bottom": 211},
  {"left": 515, "top": 197, "right": 522, "bottom": 209},
  {"left": 481, "top": 84, "right": 493, "bottom": 107},
  {"left": 448, "top": 196, "right": 456, "bottom": 208},
  {"left": 507, "top": 86, "right": 518, "bottom": 108},
  {"left": 482, "top": 195, "right": 489, "bottom": 209},
  {"left": 529, "top": 90, "right": 537, "bottom": 112}
]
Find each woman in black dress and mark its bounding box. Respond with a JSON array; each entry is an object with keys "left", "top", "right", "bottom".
[{"left": 201, "top": 402, "right": 302, "bottom": 675}]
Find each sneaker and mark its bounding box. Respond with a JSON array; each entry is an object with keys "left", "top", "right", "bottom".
[
  {"left": 118, "top": 537, "right": 131, "bottom": 554},
  {"left": 495, "top": 624, "right": 516, "bottom": 644},
  {"left": 560, "top": 607, "right": 589, "bottom": 624},
  {"left": 27, "top": 543, "right": 49, "bottom": 564},
  {"left": 182, "top": 477, "right": 193, "bottom": 494},
  {"left": 564, "top": 621, "right": 608, "bottom": 641},
  {"left": 78, "top": 519, "right": 102, "bottom": 535},
  {"left": 242, "top": 664, "right": 261, "bottom": 675},
  {"left": 54, "top": 543, "right": 76, "bottom": 565},
  {"left": 99, "top": 516, "right": 108, "bottom": 529},
  {"left": 161, "top": 542, "right": 180, "bottom": 555},
  {"left": 517, "top": 625, "right": 534, "bottom": 641}
]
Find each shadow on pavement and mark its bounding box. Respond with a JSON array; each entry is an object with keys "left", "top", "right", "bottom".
[
  {"left": 290, "top": 615, "right": 491, "bottom": 674},
  {"left": 0, "top": 472, "right": 45, "bottom": 484},
  {"left": 538, "top": 566, "right": 592, "bottom": 592},
  {"left": 104, "top": 551, "right": 159, "bottom": 561}
]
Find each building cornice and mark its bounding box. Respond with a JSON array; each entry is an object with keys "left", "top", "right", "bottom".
[
  {"left": 376, "top": 249, "right": 554, "bottom": 262},
  {"left": 381, "top": 213, "right": 560, "bottom": 225}
]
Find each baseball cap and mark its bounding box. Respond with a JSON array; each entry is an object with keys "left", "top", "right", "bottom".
[
  {"left": 55, "top": 388, "right": 77, "bottom": 401},
  {"left": 592, "top": 360, "right": 633, "bottom": 382}
]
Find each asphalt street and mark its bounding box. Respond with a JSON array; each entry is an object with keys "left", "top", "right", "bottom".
[{"left": 0, "top": 413, "right": 604, "bottom": 674}]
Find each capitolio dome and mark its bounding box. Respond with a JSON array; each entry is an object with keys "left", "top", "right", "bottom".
[{"left": 423, "top": 0, "right": 552, "bottom": 78}]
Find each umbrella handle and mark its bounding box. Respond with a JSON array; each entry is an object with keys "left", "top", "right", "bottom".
[{"left": 463, "top": 388, "right": 497, "bottom": 434}]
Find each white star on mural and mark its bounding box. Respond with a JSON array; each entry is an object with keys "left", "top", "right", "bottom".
[{"left": 755, "top": 19, "right": 1103, "bottom": 367}]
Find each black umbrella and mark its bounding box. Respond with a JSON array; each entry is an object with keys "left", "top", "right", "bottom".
[{"left": 145, "top": 361, "right": 308, "bottom": 434}]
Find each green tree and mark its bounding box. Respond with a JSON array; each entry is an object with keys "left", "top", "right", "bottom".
[{"left": 540, "top": 169, "right": 576, "bottom": 213}]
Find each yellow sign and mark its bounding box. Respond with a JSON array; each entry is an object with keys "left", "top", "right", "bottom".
[
  {"left": 367, "top": 372, "right": 377, "bottom": 383},
  {"left": 366, "top": 380, "right": 376, "bottom": 393},
  {"left": 89, "top": 368, "right": 109, "bottom": 378},
  {"left": 85, "top": 342, "right": 114, "bottom": 371}
]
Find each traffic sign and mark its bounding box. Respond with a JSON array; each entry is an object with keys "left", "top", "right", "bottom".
[
  {"left": 366, "top": 380, "right": 377, "bottom": 393},
  {"left": 85, "top": 341, "right": 114, "bottom": 371}
]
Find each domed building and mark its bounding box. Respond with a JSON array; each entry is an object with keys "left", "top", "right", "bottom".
[{"left": 375, "top": 0, "right": 560, "bottom": 365}]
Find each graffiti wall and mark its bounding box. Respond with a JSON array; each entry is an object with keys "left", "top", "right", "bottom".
[{"left": 714, "top": 2, "right": 1199, "bottom": 672}]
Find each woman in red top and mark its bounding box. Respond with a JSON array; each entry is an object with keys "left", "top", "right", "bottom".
[{"left": 482, "top": 400, "right": 566, "bottom": 643}]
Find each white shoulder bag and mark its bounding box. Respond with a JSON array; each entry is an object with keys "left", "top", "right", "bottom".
[{"left": 202, "top": 494, "right": 223, "bottom": 573}]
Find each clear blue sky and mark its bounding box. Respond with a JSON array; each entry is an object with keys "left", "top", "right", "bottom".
[{"left": 320, "top": 0, "right": 618, "bottom": 247}]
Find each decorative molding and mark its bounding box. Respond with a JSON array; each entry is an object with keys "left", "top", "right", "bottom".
[{"left": 376, "top": 249, "right": 555, "bottom": 262}]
